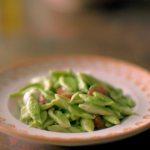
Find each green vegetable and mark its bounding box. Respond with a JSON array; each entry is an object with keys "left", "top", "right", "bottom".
[
  {"left": 53, "top": 95, "right": 70, "bottom": 110},
  {"left": 43, "top": 78, "right": 54, "bottom": 91},
  {"left": 102, "top": 115, "right": 120, "bottom": 125},
  {"left": 47, "top": 125, "right": 70, "bottom": 133},
  {"left": 48, "top": 108, "right": 71, "bottom": 128},
  {"left": 118, "top": 104, "right": 135, "bottom": 115},
  {"left": 26, "top": 96, "right": 42, "bottom": 124},
  {"left": 41, "top": 110, "right": 47, "bottom": 124},
  {"left": 68, "top": 105, "right": 94, "bottom": 119},
  {"left": 40, "top": 90, "right": 55, "bottom": 103},
  {"left": 17, "top": 99, "right": 25, "bottom": 109},
  {"left": 69, "top": 92, "right": 84, "bottom": 104},
  {"left": 79, "top": 94, "right": 114, "bottom": 106},
  {"left": 68, "top": 126, "right": 82, "bottom": 133},
  {"left": 9, "top": 83, "right": 42, "bottom": 98},
  {"left": 43, "top": 116, "right": 54, "bottom": 128},
  {"left": 120, "top": 96, "right": 135, "bottom": 107},
  {"left": 77, "top": 72, "right": 110, "bottom": 91},
  {"left": 109, "top": 89, "right": 123, "bottom": 101},
  {"left": 93, "top": 92, "right": 121, "bottom": 112},
  {"left": 102, "top": 119, "right": 114, "bottom": 127},
  {"left": 29, "top": 121, "right": 39, "bottom": 128},
  {"left": 64, "top": 110, "right": 79, "bottom": 121},
  {"left": 76, "top": 76, "right": 88, "bottom": 93},
  {"left": 41, "top": 99, "right": 58, "bottom": 110},
  {"left": 20, "top": 106, "right": 31, "bottom": 121},
  {"left": 59, "top": 76, "right": 78, "bottom": 92},
  {"left": 80, "top": 118, "right": 94, "bottom": 132},
  {"left": 9, "top": 69, "right": 136, "bottom": 133},
  {"left": 49, "top": 69, "right": 74, "bottom": 79},
  {"left": 79, "top": 103, "right": 116, "bottom": 116}
]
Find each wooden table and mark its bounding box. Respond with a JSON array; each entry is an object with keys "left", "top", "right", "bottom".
[{"left": 0, "top": 5, "right": 150, "bottom": 149}]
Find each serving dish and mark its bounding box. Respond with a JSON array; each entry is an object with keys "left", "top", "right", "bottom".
[{"left": 0, "top": 55, "right": 149, "bottom": 146}]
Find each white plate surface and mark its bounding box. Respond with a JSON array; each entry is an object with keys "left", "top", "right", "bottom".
[{"left": 0, "top": 55, "right": 149, "bottom": 146}]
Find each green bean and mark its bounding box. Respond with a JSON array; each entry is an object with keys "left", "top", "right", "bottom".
[
  {"left": 75, "top": 126, "right": 86, "bottom": 132},
  {"left": 47, "top": 125, "right": 70, "bottom": 133},
  {"left": 41, "top": 94, "right": 71, "bottom": 111},
  {"left": 70, "top": 114, "right": 80, "bottom": 121},
  {"left": 41, "top": 99, "right": 54, "bottom": 110},
  {"left": 9, "top": 92, "right": 24, "bottom": 98},
  {"left": 41, "top": 111, "right": 47, "bottom": 124},
  {"left": 80, "top": 118, "right": 94, "bottom": 132},
  {"left": 41, "top": 98, "right": 59, "bottom": 110},
  {"left": 29, "top": 121, "right": 39, "bottom": 128},
  {"left": 9, "top": 83, "right": 42, "bottom": 98},
  {"left": 54, "top": 94, "right": 70, "bottom": 110},
  {"left": 64, "top": 111, "right": 79, "bottom": 121},
  {"left": 111, "top": 108, "right": 121, "bottom": 119},
  {"left": 40, "top": 89, "right": 55, "bottom": 103},
  {"left": 68, "top": 126, "right": 82, "bottom": 133},
  {"left": 93, "top": 91, "right": 114, "bottom": 102},
  {"left": 24, "top": 119, "right": 33, "bottom": 125},
  {"left": 109, "top": 89, "right": 123, "bottom": 100},
  {"left": 79, "top": 103, "right": 116, "bottom": 116},
  {"left": 29, "top": 121, "right": 46, "bottom": 130},
  {"left": 53, "top": 80, "right": 61, "bottom": 91},
  {"left": 119, "top": 114, "right": 128, "bottom": 120},
  {"left": 79, "top": 94, "right": 114, "bottom": 106},
  {"left": 38, "top": 125, "right": 45, "bottom": 130},
  {"left": 69, "top": 92, "right": 84, "bottom": 104},
  {"left": 49, "top": 69, "right": 74, "bottom": 79},
  {"left": 64, "top": 111, "right": 70, "bottom": 119},
  {"left": 77, "top": 72, "right": 111, "bottom": 91},
  {"left": 102, "top": 115, "right": 120, "bottom": 125},
  {"left": 118, "top": 104, "right": 135, "bottom": 115},
  {"left": 93, "top": 92, "right": 121, "bottom": 112},
  {"left": 107, "top": 94, "right": 135, "bottom": 115},
  {"left": 123, "top": 96, "right": 135, "bottom": 107},
  {"left": 108, "top": 104, "right": 121, "bottom": 113},
  {"left": 68, "top": 105, "right": 94, "bottom": 119},
  {"left": 20, "top": 106, "right": 31, "bottom": 121},
  {"left": 17, "top": 99, "right": 25, "bottom": 109},
  {"left": 115, "top": 97, "right": 129, "bottom": 107},
  {"left": 102, "top": 119, "right": 114, "bottom": 128},
  {"left": 48, "top": 108, "right": 71, "bottom": 128},
  {"left": 19, "top": 83, "right": 41, "bottom": 92},
  {"left": 26, "top": 95, "right": 42, "bottom": 124},
  {"left": 76, "top": 76, "right": 88, "bottom": 93},
  {"left": 105, "top": 122, "right": 114, "bottom": 128},
  {"left": 43, "top": 78, "right": 54, "bottom": 91},
  {"left": 43, "top": 116, "right": 54, "bottom": 129},
  {"left": 59, "top": 76, "right": 78, "bottom": 92}
]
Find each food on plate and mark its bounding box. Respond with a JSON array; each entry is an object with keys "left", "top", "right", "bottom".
[{"left": 9, "top": 69, "right": 135, "bottom": 133}]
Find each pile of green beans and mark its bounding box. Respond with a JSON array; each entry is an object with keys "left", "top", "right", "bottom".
[{"left": 9, "top": 69, "right": 135, "bottom": 133}]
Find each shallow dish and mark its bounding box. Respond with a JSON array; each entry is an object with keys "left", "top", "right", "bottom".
[{"left": 0, "top": 55, "right": 149, "bottom": 146}]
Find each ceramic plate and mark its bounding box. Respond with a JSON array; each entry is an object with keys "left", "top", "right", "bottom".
[{"left": 0, "top": 55, "right": 149, "bottom": 146}]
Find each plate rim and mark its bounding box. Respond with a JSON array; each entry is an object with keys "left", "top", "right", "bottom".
[{"left": 0, "top": 54, "right": 150, "bottom": 145}]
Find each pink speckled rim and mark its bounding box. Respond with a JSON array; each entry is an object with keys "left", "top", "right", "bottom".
[{"left": 0, "top": 54, "right": 149, "bottom": 145}]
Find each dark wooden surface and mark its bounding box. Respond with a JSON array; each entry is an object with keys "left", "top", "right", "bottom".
[{"left": 0, "top": 3, "right": 150, "bottom": 149}]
